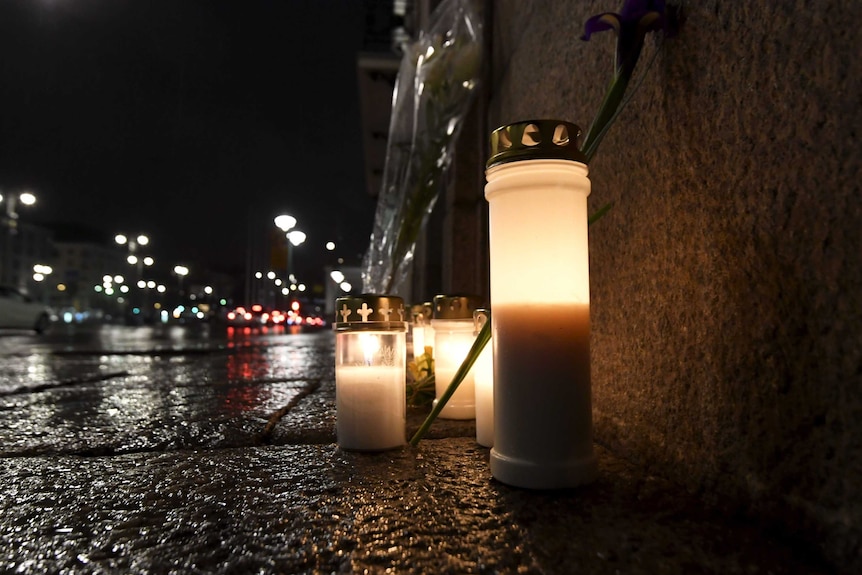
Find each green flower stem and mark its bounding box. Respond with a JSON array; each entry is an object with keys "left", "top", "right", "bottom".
[
  {"left": 589, "top": 201, "right": 615, "bottom": 225},
  {"left": 580, "top": 71, "right": 631, "bottom": 163},
  {"left": 409, "top": 318, "right": 491, "bottom": 446}
]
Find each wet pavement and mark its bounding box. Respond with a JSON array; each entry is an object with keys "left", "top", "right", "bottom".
[{"left": 0, "top": 324, "right": 836, "bottom": 573}]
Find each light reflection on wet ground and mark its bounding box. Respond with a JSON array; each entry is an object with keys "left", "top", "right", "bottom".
[
  {"left": 0, "top": 326, "right": 836, "bottom": 574},
  {"left": 0, "top": 324, "right": 334, "bottom": 456}
]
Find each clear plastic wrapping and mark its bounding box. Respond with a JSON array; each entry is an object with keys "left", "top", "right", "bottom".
[{"left": 361, "top": 0, "right": 483, "bottom": 295}]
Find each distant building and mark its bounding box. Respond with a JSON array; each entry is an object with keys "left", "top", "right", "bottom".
[{"left": 50, "top": 238, "right": 126, "bottom": 313}]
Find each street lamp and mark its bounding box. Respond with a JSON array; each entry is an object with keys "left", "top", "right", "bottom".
[
  {"left": 116, "top": 233, "right": 152, "bottom": 318},
  {"left": 1, "top": 190, "right": 36, "bottom": 226},
  {"left": 274, "top": 214, "right": 299, "bottom": 284},
  {"left": 32, "top": 264, "right": 52, "bottom": 282},
  {"left": 286, "top": 229, "right": 306, "bottom": 286},
  {"left": 1, "top": 190, "right": 37, "bottom": 286},
  {"left": 115, "top": 233, "right": 153, "bottom": 274},
  {"left": 173, "top": 265, "right": 189, "bottom": 299},
  {"left": 32, "top": 264, "right": 53, "bottom": 303},
  {"left": 287, "top": 230, "right": 307, "bottom": 247},
  {"left": 274, "top": 214, "right": 297, "bottom": 233},
  {"left": 115, "top": 234, "right": 150, "bottom": 260}
]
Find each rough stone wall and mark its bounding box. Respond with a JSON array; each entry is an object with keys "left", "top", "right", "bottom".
[{"left": 489, "top": 1, "right": 861, "bottom": 571}]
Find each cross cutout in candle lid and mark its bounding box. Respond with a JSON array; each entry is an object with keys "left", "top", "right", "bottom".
[
  {"left": 357, "top": 303, "right": 374, "bottom": 322},
  {"left": 397, "top": 305, "right": 406, "bottom": 322},
  {"left": 378, "top": 306, "right": 393, "bottom": 321},
  {"left": 339, "top": 304, "right": 352, "bottom": 322}
]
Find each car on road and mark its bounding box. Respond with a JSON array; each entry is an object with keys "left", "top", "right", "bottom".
[
  {"left": 227, "top": 305, "right": 287, "bottom": 328},
  {"left": 0, "top": 286, "right": 55, "bottom": 333}
]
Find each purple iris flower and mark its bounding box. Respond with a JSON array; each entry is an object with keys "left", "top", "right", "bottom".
[{"left": 582, "top": 0, "right": 673, "bottom": 75}]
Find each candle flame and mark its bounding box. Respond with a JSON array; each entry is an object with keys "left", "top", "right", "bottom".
[{"left": 360, "top": 333, "right": 381, "bottom": 365}]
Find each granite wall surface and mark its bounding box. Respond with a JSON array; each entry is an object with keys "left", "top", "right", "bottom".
[{"left": 486, "top": 1, "right": 861, "bottom": 571}]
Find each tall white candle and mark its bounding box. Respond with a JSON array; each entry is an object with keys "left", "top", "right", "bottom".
[
  {"left": 336, "top": 365, "right": 405, "bottom": 451},
  {"left": 485, "top": 120, "right": 597, "bottom": 489}
]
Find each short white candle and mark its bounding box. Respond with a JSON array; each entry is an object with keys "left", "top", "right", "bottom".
[
  {"left": 412, "top": 323, "right": 426, "bottom": 361},
  {"left": 473, "top": 343, "right": 493, "bottom": 447},
  {"left": 422, "top": 324, "right": 435, "bottom": 358},
  {"left": 336, "top": 365, "right": 405, "bottom": 451},
  {"left": 433, "top": 324, "right": 476, "bottom": 419}
]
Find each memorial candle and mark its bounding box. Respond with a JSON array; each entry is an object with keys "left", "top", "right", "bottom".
[
  {"left": 334, "top": 295, "right": 407, "bottom": 451},
  {"left": 410, "top": 304, "right": 428, "bottom": 361},
  {"left": 431, "top": 294, "right": 484, "bottom": 420},
  {"left": 484, "top": 120, "right": 597, "bottom": 488},
  {"left": 421, "top": 301, "right": 435, "bottom": 358},
  {"left": 472, "top": 309, "right": 494, "bottom": 447}
]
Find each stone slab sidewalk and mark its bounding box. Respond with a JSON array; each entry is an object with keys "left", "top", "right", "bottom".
[{"left": 0, "top": 329, "right": 836, "bottom": 573}]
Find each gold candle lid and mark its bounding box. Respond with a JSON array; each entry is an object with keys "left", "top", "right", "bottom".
[
  {"left": 334, "top": 294, "right": 407, "bottom": 331},
  {"left": 432, "top": 294, "right": 484, "bottom": 320},
  {"left": 487, "top": 119, "right": 587, "bottom": 168}
]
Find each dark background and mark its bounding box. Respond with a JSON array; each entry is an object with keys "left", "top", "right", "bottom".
[{"left": 0, "top": 0, "right": 378, "bottom": 283}]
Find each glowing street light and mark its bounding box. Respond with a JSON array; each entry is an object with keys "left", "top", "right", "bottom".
[
  {"left": 19, "top": 192, "right": 36, "bottom": 206},
  {"left": 174, "top": 265, "right": 189, "bottom": 297},
  {"left": 1, "top": 189, "right": 37, "bottom": 215},
  {"left": 284, "top": 230, "right": 307, "bottom": 292},
  {"left": 274, "top": 216, "right": 306, "bottom": 304},
  {"left": 274, "top": 214, "right": 297, "bottom": 233},
  {"left": 1, "top": 189, "right": 37, "bottom": 285},
  {"left": 287, "top": 230, "right": 307, "bottom": 247},
  {"left": 115, "top": 233, "right": 149, "bottom": 249},
  {"left": 32, "top": 264, "right": 52, "bottom": 282},
  {"left": 116, "top": 233, "right": 152, "bottom": 311}
]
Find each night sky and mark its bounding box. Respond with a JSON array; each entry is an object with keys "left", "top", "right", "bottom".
[{"left": 0, "top": 0, "right": 378, "bottom": 285}]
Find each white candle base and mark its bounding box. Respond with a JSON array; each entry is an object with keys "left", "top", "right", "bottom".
[
  {"left": 490, "top": 302, "right": 596, "bottom": 488},
  {"left": 490, "top": 450, "right": 597, "bottom": 489},
  {"left": 431, "top": 394, "right": 476, "bottom": 420},
  {"left": 433, "top": 321, "right": 477, "bottom": 420},
  {"left": 336, "top": 366, "right": 405, "bottom": 451},
  {"left": 474, "top": 345, "right": 494, "bottom": 447}
]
